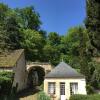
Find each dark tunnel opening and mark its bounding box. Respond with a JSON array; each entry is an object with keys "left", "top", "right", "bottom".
[{"left": 28, "top": 66, "right": 45, "bottom": 88}]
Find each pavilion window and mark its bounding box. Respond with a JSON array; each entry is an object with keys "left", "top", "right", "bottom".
[
  {"left": 48, "top": 82, "right": 56, "bottom": 94},
  {"left": 70, "top": 83, "right": 78, "bottom": 95},
  {"left": 60, "top": 82, "right": 65, "bottom": 95}
]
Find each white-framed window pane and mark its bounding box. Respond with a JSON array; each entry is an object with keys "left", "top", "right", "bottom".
[
  {"left": 70, "top": 83, "right": 78, "bottom": 95},
  {"left": 60, "top": 82, "right": 65, "bottom": 95},
  {"left": 48, "top": 82, "right": 56, "bottom": 94}
]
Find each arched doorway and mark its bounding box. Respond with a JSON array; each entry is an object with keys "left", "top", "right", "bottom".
[{"left": 28, "top": 66, "right": 45, "bottom": 88}]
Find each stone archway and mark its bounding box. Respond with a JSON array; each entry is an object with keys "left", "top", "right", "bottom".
[{"left": 27, "top": 66, "right": 45, "bottom": 88}]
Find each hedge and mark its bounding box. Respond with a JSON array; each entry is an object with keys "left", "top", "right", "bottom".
[
  {"left": 0, "top": 71, "right": 14, "bottom": 95},
  {"left": 69, "top": 94, "right": 88, "bottom": 100},
  {"left": 69, "top": 94, "right": 100, "bottom": 100}
]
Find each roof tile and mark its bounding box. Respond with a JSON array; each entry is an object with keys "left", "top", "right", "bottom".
[{"left": 0, "top": 49, "right": 24, "bottom": 67}]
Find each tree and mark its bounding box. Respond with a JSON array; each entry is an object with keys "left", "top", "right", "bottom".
[
  {"left": 88, "top": 61, "right": 100, "bottom": 88},
  {"left": 20, "top": 29, "right": 46, "bottom": 61},
  {"left": 0, "top": 3, "right": 22, "bottom": 51},
  {"left": 0, "top": 3, "right": 9, "bottom": 22},
  {"left": 0, "top": 3, "right": 9, "bottom": 52},
  {"left": 15, "top": 6, "right": 41, "bottom": 30},
  {"left": 85, "top": 0, "right": 100, "bottom": 88},
  {"left": 0, "top": 3, "right": 43, "bottom": 56},
  {"left": 4, "top": 16, "right": 22, "bottom": 50},
  {"left": 42, "top": 32, "right": 61, "bottom": 65},
  {"left": 0, "top": 23, "right": 8, "bottom": 53},
  {"left": 61, "top": 26, "right": 88, "bottom": 68},
  {"left": 48, "top": 32, "right": 60, "bottom": 46},
  {"left": 85, "top": 0, "right": 100, "bottom": 51},
  {"left": 43, "top": 43, "right": 60, "bottom": 65}
]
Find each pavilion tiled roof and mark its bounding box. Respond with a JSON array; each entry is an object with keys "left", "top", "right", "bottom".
[{"left": 45, "top": 62, "right": 84, "bottom": 78}]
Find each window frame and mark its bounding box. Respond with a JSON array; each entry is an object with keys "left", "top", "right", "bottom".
[
  {"left": 48, "top": 82, "right": 56, "bottom": 94},
  {"left": 70, "top": 82, "right": 78, "bottom": 95},
  {"left": 60, "top": 82, "right": 65, "bottom": 95}
]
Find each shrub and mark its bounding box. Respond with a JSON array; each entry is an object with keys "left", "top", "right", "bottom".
[
  {"left": 69, "top": 94, "right": 100, "bottom": 100},
  {"left": 0, "top": 71, "right": 14, "bottom": 95},
  {"left": 86, "top": 84, "right": 95, "bottom": 94},
  {"left": 37, "top": 91, "right": 51, "bottom": 100},
  {"left": 88, "top": 94, "right": 100, "bottom": 100},
  {"left": 69, "top": 94, "right": 88, "bottom": 100},
  {"left": 0, "top": 77, "right": 12, "bottom": 94},
  {"left": 0, "top": 71, "right": 13, "bottom": 78}
]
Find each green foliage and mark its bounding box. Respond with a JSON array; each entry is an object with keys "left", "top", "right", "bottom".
[
  {"left": 5, "top": 16, "right": 22, "bottom": 50},
  {"left": 48, "top": 32, "right": 60, "bottom": 46},
  {"left": 70, "top": 94, "right": 100, "bottom": 100},
  {"left": 37, "top": 91, "right": 51, "bottom": 100},
  {"left": 60, "top": 26, "right": 88, "bottom": 68},
  {"left": 86, "top": 85, "right": 95, "bottom": 94},
  {"left": 42, "top": 32, "right": 61, "bottom": 65},
  {"left": 0, "top": 3, "right": 9, "bottom": 21},
  {"left": 0, "top": 2, "right": 100, "bottom": 91},
  {"left": 89, "top": 94, "right": 100, "bottom": 100},
  {"left": 0, "top": 3, "right": 9, "bottom": 52},
  {"left": 85, "top": 0, "right": 100, "bottom": 51},
  {"left": 0, "top": 77, "right": 12, "bottom": 94},
  {"left": 20, "top": 29, "right": 46, "bottom": 61},
  {"left": 15, "top": 6, "right": 41, "bottom": 30},
  {"left": 0, "top": 71, "right": 14, "bottom": 95},
  {"left": 0, "top": 71, "right": 13, "bottom": 78},
  {"left": 59, "top": 26, "right": 100, "bottom": 90},
  {"left": 0, "top": 3, "right": 42, "bottom": 53},
  {"left": 43, "top": 44, "right": 60, "bottom": 65},
  {"left": 0, "top": 23, "right": 8, "bottom": 52},
  {"left": 69, "top": 94, "right": 88, "bottom": 100}
]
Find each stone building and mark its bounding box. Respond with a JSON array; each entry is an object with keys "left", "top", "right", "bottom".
[
  {"left": 26, "top": 62, "right": 53, "bottom": 88},
  {"left": 0, "top": 49, "right": 28, "bottom": 92},
  {"left": 44, "top": 62, "right": 87, "bottom": 100}
]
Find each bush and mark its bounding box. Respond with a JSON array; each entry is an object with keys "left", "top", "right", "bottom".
[
  {"left": 88, "top": 94, "right": 100, "bottom": 100},
  {"left": 69, "top": 94, "right": 100, "bottom": 100},
  {"left": 0, "top": 71, "right": 14, "bottom": 78},
  {"left": 0, "top": 77, "right": 12, "bottom": 94},
  {"left": 0, "top": 71, "right": 14, "bottom": 95},
  {"left": 86, "top": 85, "right": 95, "bottom": 94},
  {"left": 69, "top": 94, "right": 88, "bottom": 100},
  {"left": 37, "top": 91, "right": 51, "bottom": 100}
]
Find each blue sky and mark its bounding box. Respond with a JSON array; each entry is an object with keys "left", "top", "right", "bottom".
[{"left": 0, "top": 0, "right": 86, "bottom": 35}]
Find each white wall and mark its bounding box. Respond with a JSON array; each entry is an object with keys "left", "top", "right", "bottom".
[{"left": 44, "top": 78, "right": 87, "bottom": 100}]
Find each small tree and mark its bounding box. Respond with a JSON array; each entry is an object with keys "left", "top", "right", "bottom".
[{"left": 37, "top": 91, "right": 50, "bottom": 100}]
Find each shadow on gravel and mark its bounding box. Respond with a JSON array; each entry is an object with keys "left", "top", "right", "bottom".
[{"left": 17, "top": 87, "right": 40, "bottom": 99}]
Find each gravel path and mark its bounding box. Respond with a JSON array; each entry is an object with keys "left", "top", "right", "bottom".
[{"left": 19, "top": 93, "right": 37, "bottom": 100}]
